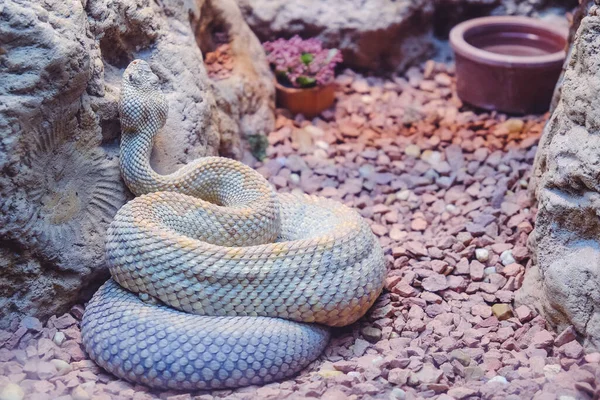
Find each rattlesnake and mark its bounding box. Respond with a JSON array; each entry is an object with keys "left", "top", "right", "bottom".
[{"left": 81, "top": 59, "right": 386, "bottom": 390}]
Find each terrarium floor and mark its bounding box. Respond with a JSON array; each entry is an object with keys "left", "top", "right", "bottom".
[{"left": 1, "top": 61, "right": 598, "bottom": 400}]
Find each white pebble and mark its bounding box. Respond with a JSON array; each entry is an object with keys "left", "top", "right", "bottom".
[
  {"left": 289, "top": 173, "right": 300, "bottom": 184},
  {"left": 71, "top": 386, "right": 91, "bottom": 400},
  {"left": 404, "top": 144, "right": 421, "bottom": 157},
  {"left": 359, "top": 164, "right": 375, "bottom": 178},
  {"left": 303, "top": 125, "right": 324, "bottom": 137},
  {"left": 500, "top": 250, "right": 516, "bottom": 266},
  {"left": 50, "top": 359, "right": 72, "bottom": 376},
  {"left": 396, "top": 190, "right": 411, "bottom": 201},
  {"left": 420, "top": 150, "right": 442, "bottom": 165},
  {"left": 543, "top": 364, "right": 562, "bottom": 378},
  {"left": 390, "top": 388, "right": 406, "bottom": 400},
  {"left": 371, "top": 356, "right": 384, "bottom": 367},
  {"left": 53, "top": 331, "right": 66, "bottom": 346},
  {"left": 475, "top": 248, "right": 489, "bottom": 262},
  {"left": 445, "top": 204, "right": 458, "bottom": 214},
  {"left": 315, "top": 140, "right": 329, "bottom": 150},
  {"left": 488, "top": 375, "right": 508, "bottom": 385},
  {"left": 0, "top": 383, "right": 24, "bottom": 400},
  {"left": 314, "top": 149, "right": 328, "bottom": 159}
]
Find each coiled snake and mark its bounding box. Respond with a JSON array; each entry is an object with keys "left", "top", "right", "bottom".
[{"left": 81, "top": 59, "right": 386, "bottom": 390}]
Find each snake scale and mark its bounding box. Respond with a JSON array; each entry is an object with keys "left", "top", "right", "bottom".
[{"left": 81, "top": 59, "right": 386, "bottom": 390}]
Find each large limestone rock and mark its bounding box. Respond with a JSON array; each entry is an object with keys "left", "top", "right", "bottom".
[
  {"left": 235, "top": 0, "right": 576, "bottom": 75},
  {"left": 236, "top": 0, "right": 436, "bottom": 74},
  {"left": 549, "top": 0, "right": 596, "bottom": 113},
  {"left": 518, "top": 2, "right": 600, "bottom": 350},
  {"left": 0, "top": 0, "right": 274, "bottom": 328}
]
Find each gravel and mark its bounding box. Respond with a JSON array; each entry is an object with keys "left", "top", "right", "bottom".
[{"left": 1, "top": 61, "right": 598, "bottom": 400}]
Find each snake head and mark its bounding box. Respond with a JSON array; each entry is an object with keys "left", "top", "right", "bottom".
[{"left": 119, "top": 59, "right": 169, "bottom": 135}]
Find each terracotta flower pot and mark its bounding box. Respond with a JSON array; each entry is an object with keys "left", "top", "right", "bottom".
[
  {"left": 275, "top": 80, "right": 336, "bottom": 118},
  {"left": 450, "top": 16, "right": 567, "bottom": 114}
]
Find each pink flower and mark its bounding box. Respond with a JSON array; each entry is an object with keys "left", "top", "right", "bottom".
[{"left": 263, "top": 35, "right": 343, "bottom": 88}]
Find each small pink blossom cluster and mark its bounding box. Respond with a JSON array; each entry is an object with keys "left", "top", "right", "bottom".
[{"left": 263, "top": 35, "right": 343, "bottom": 88}]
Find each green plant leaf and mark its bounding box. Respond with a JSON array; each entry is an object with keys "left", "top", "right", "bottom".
[
  {"left": 247, "top": 134, "right": 269, "bottom": 161},
  {"left": 296, "top": 76, "right": 316, "bottom": 87},
  {"left": 300, "top": 53, "right": 314, "bottom": 65}
]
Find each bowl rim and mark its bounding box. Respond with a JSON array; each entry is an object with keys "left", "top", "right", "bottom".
[{"left": 450, "top": 16, "right": 568, "bottom": 67}]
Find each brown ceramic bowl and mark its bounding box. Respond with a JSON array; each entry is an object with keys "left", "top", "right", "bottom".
[{"left": 450, "top": 16, "right": 568, "bottom": 114}]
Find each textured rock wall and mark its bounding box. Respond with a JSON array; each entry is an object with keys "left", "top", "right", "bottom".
[
  {"left": 236, "top": 0, "right": 436, "bottom": 75},
  {"left": 518, "top": 1, "right": 600, "bottom": 350},
  {"left": 550, "top": 0, "right": 596, "bottom": 113},
  {"left": 235, "top": 0, "right": 577, "bottom": 75},
  {"left": 0, "top": 0, "right": 274, "bottom": 328}
]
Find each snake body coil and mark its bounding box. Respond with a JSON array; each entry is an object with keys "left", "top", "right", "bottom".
[{"left": 81, "top": 60, "right": 386, "bottom": 390}]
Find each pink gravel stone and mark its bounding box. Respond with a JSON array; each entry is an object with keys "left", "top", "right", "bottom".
[
  {"left": 559, "top": 340, "right": 584, "bottom": 359},
  {"left": 532, "top": 330, "right": 554, "bottom": 349},
  {"left": 469, "top": 261, "right": 485, "bottom": 281},
  {"left": 514, "top": 305, "right": 534, "bottom": 322},
  {"left": 421, "top": 274, "right": 449, "bottom": 292}
]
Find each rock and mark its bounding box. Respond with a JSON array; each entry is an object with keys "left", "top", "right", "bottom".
[
  {"left": 584, "top": 352, "right": 600, "bottom": 363},
  {"left": 405, "top": 144, "right": 422, "bottom": 157},
  {"left": 464, "top": 365, "right": 484, "bottom": 381},
  {"left": 554, "top": 326, "right": 577, "bottom": 347},
  {"left": 0, "top": 0, "right": 274, "bottom": 328},
  {"left": 50, "top": 359, "right": 72, "bottom": 376},
  {"left": 410, "top": 364, "right": 442, "bottom": 385},
  {"left": 488, "top": 375, "right": 508, "bottom": 385},
  {"left": 237, "top": 0, "right": 435, "bottom": 75},
  {"left": 471, "top": 304, "right": 492, "bottom": 318},
  {"left": 447, "top": 387, "right": 478, "bottom": 399},
  {"left": 390, "top": 388, "right": 406, "bottom": 400},
  {"left": 35, "top": 361, "right": 58, "bottom": 380},
  {"left": 421, "top": 274, "right": 449, "bottom": 292},
  {"left": 491, "top": 304, "right": 512, "bottom": 320},
  {"left": 532, "top": 330, "right": 555, "bottom": 349},
  {"left": 411, "top": 218, "right": 428, "bottom": 231},
  {"left": 53, "top": 332, "right": 66, "bottom": 346},
  {"left": 0, "top": 383, "right": 24, "bottom": 400},
  {"left": 450, "top": 350, "right": 471, "bottom": 367},
  {"left": 393, "top": 281, "right": 419, "bottom": 297},
  {"left": 475, "top": 249, "right": 489, "bottom": 262},
  {"left": 560, "top": 341, "right": 584, "bottom": 359},
  {"left": 470, "top": 261, "right": 485, "bottom": 281},
  {"left": 353, "top": 338, "right": 370, "bottom": 357},
  {"left": 71, "top": 385, "right": 91, "bottom": 400},
  {"left": 388, "top": 368, "right": 411, "bottom": 385},
  {"left": 500, "top": 250, "right": 516, "bottom": 266},
  {"left": 521, "top": 7, "right": 600, "bottom": 351},
  {"left": 514, "top": 305, "right": 534, "bottom": 323},
  {"left": 361, "top": 327, "right": 382, "bottom": 343},
  {"left": 19, "top": 317, "right": 42, "bottom": 332},
  {"left": 53, "top": 314, "right": 77, "bottom": 330},
  {"left": 502, "top": 263, "right": 523, "bottom": 277}
]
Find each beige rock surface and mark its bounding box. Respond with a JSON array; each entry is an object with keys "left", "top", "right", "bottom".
[
  {"left": 0, "top": 0, "right": 273, "bottom": 328},
  {"left": 519, "top": 3, "right": 600, "bottom": 350}
]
